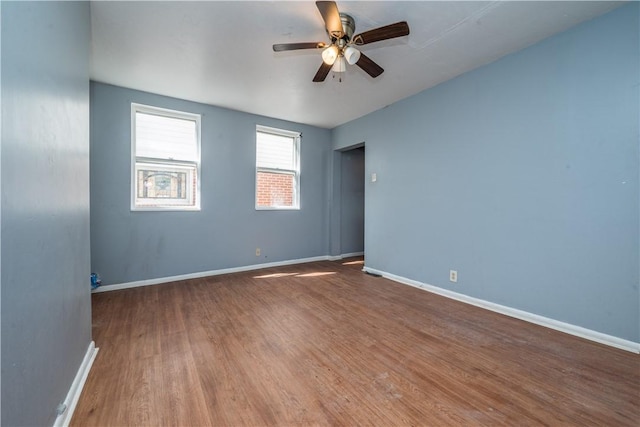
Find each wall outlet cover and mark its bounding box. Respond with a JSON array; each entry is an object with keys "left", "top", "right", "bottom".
[{"left": 449, "top": 270, "right": 458, "bottom": 283}]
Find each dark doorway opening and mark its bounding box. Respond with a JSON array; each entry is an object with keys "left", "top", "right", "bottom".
[{"left": 340, "top": 146, "right": 365, "bottom": 256}]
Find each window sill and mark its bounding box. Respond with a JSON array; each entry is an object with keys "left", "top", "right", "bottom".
[
  {"left": 255, "top": 206, "right": 300, "bottom": 211},
  {"left": 131, "top": 206, "right": 201, "bottom": 212}
]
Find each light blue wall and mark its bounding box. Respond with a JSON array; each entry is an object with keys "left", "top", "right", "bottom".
[
  {"left": 90, "top": 83, "right": 331, "bottom": 284},
  {"left": 333, "top": 4, "right": 639, "bottom": 342},
  {"left": 1, "top": 2, "right": 92, "bottom": 425}
]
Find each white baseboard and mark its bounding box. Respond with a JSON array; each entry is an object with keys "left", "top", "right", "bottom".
[
  {"left": 328, "top": 252, "right": 364, "bottom": 261},
  {"left": 93, "top": 255, "right": 331, "bottom": 293},
  {"left": 341, "top": 251, "right": 365, "bottom": 258},
  {"left": 363, "top": 266, "right": 640, "bottom": 354},
  {"left": 53, "top": 341, "right": 99, "bottom": 427}
]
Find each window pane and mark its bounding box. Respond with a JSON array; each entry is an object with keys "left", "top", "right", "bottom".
[
  {"left": 132, "top": 104, "right": 201, "bottom": 211},
  {"left": 256, "top": 131, "right": 294, "bottom": 170},
  {"left": 255, "top": 126, "right": 299, "bottom": 210},
  {"left": 256, "top": 171, "right": 294, "bottom": 208},
  {"left": 136, "top": 112, "right": 197, "bottom": 161},
  {"left": 135, "top": 162, "right": 197, "bottom": 208}
]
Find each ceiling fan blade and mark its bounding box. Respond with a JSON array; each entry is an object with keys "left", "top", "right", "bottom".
[
  {"left": 316, "top": 1, "right": 344, "bottom": 39},
  {"left": 273, "top": 42, "right": 327, "bottom": 52},
  {"left": 356, "top": 53, "right": 384, "bottom": 78},
  {"left": 312, "top": 62, "right": 333, "bottom": 82},
  {"left": 352, "top": 21, "right": 410, "bottom": 45}
]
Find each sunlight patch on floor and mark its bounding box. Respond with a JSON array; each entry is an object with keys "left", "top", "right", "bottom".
[
  {"left": 295, "top": 272, "right": 336, "bottom": 278},
  {"left": 343, "top": 260, "right": 364, "bottom": 266},
  {"left": 253, "top": 272, "right": 298, "bottom": 279},
  {"left": 253, "top": 271, "right": 336, "bottom": 279}
]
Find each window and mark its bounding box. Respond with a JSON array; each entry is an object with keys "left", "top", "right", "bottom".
[
  {"left": 256, "top": 125, "right": 300, "bottom": 210},
  {"left": 131, "top": 103, "right": 201, "bottom": 210}
]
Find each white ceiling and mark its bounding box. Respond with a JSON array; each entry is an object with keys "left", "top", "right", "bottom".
[{"left": 90, "top": 1, "right": 624, "bottom": 129}]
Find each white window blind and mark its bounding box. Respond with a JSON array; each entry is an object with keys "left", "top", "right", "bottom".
[
  {"left": 256, "top": 131, "right": 296, "bottom": 170},
  {"left": 135, "top": 112, "right": 198, "bottom": 161}
]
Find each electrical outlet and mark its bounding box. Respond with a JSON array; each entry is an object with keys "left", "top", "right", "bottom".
[
  {"left": 449, "top": 270, "right": 458, "bottom": 283},
  {"left": 256, "top": 248, "right": 261, "bottom": 257}
]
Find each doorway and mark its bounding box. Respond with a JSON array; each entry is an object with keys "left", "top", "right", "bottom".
[{"left": 339, "top": 146, "right": 365, "bottom": 256}]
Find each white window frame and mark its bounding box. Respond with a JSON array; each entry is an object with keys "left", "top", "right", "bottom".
[
  {"left": 255, "top": 125, "right": 301, "bottom": 210},
  {"left": 131, "top": 103, "right": 201, "bottom": 211}
]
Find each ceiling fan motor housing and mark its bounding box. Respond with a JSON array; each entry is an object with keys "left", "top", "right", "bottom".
[{"left": 339, "top": 13, "right": 356, "bottom": 42}]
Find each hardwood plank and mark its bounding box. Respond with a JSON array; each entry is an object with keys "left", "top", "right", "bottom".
[{"left": 72, "top": 258, "right": 639, "bottom": 426}]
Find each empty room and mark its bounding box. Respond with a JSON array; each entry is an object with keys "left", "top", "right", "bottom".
[{"left": 1, "top": 1, "right": 638, "bottom": 426}]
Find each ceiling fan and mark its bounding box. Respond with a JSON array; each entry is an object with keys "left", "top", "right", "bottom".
[{"left": 273, "top": 1, "right": 410, "bottom": 82}]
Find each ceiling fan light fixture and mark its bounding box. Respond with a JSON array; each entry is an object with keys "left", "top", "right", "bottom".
[
  {"left": 332, "top": 56, "right": 347, "bottom": 73},
  {"left": 321, "top": 45, "right": 339, "bottom": 65},
  {"left": 343, "top": 46, "right": 361, "bottom": 65}
]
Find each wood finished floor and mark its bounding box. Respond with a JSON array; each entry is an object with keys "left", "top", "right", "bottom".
[{"left": 72, "top": 258, "right": 639, "bottom": 426}]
